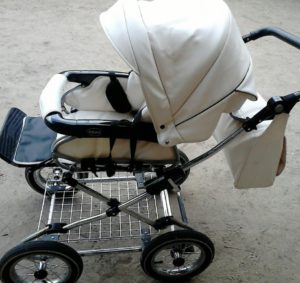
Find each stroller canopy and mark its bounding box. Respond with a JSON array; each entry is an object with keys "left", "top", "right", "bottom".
[{"left": 100, "top": 0, "right": 258, "bottom": 146}]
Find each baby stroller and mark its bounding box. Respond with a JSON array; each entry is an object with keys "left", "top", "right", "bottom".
[{"left": 0, "top": 0, "right": 300, "bottom": 282}]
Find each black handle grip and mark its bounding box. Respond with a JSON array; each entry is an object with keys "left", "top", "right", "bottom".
[{"left": 243, "top": 27, "right": 300, "bottom": 49}]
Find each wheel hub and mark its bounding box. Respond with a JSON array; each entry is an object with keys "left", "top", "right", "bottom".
[
  {"left": 34, "top": 269, "right": 48, "bottom": 280},
  {"left": 173, "top": 257, "right": 185, "bottom": 267}
]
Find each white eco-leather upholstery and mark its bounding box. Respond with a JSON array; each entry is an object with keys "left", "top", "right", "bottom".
[
  {"left": 53, "top": 135, "right": 177, "bottom": 162},
  {"left": 40, "top": 74, "right": 67, "bottom": 119},
  {"left": 53, "top": 90, "right": 176, "bottom": 162},
  {"left": 38, "top": 0, "right": 290, "bottom": 187},
  {"left": 214, "top": 94, "right": 288, "bottom": 188},
  {"left": 100, "top": 0, "right": 258, "bottom": 146},
  {"left": 63, "top": 72, "right": 144, "bottom": 112}
]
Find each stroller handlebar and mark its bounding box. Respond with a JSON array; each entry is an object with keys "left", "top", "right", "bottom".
[{"left": 243, "top": 26, "right": 300, "bottom": 49}]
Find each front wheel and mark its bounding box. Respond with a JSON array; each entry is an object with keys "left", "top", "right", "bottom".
[
  {"left": 140, "top": 230, "right": 214, "bottom": 281},
  {"left": 0, "top": 241, "right": 83, "bottom": 283}
]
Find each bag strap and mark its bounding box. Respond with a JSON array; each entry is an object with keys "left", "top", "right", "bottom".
[{"left": 129, "top": 108, "right": 144, "bottom": 170}]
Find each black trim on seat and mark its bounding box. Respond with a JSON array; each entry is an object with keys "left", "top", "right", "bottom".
[
  {"left": 60, "top": 70, "right": 129, "bottom": 87},
  {"left": 106, "top": 76, "right": 132, "bottom": 113},
  {"left": 0, "top": 108, "right": 26, "bottom": 164},
  {"left": 45, "top": 113, "right": 158, "bottom": 143}
]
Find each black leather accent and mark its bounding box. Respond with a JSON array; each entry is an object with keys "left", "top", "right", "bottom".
[
  {"left": 106, "top": 76, "right": 132, "bottom": 113},
  {"left": 0, "top": 108, "right": 26, "bottom": 164},
  {"left": 14, "top": 117, "right": 56, "bottom": 164}
]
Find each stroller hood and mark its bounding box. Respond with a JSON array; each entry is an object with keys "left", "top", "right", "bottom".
[{"left": 100, "top": 0, "right": 258, "bottom": 146}]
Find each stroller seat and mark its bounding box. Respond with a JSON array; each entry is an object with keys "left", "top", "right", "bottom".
[
  {"left": 53, "top": 134, "right": 177, "bottom": 163},
  {"left": 53, "top": 108, "right": 177, "bottom": 163},
  {"left": 40, "top": 71, "right": 178, "bottom": 165}
]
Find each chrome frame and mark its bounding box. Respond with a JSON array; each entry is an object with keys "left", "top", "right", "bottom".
[{"left": 22, "top": 127, "right": 243, "bottom": 255}]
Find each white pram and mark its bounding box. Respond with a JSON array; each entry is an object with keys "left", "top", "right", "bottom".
[{"left": 0, "top": 0, "right": 299, "bottom": 282}]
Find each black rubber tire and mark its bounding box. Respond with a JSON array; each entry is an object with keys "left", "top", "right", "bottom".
[
  {"left": 0, "top": 241, "right": 83, "bottom": 283},
  {"left": 25, "top": 166, "right": 52, "bottom": 195},
  {"left": 25, "top": 167, "right": 79, "bottom": 196},
  {"left": 141, "top": 230, "right": 214, "bottom": 281},
  {"left": 176, "top": 150, "right": 190, "bottom": 185}
]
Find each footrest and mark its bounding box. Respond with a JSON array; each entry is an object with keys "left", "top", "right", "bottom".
[
  {"left": 0, "top": 108, "right": 57, "bottom": 166},
  {"left": 0, "top": 108, "right": 26, "bottom": 164}
]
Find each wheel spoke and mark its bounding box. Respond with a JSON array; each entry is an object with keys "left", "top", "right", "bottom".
[
  {"left": 48, "top": 269, "right": 64, "bottom": 280},
  {"left": 1, "top": 241, "right": 82, "bottom": 283},
  {"left": 142, "top": 230, "right": 214, "bottom": 280},
  {"left": 15, "top": 263, "right": 36, "bottom": 272}
]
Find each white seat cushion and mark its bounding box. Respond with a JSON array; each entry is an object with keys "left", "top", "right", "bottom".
[
  {"left": 53, "top": 136, "right": 177, "bottom": 162},
  {"left": 55, "top": 110, "right": 176, "bottom": 162}
]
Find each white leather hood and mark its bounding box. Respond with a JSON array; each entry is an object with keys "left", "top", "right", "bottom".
[{"left": 100, "top": 0, "right": 258, "bottom": 146}]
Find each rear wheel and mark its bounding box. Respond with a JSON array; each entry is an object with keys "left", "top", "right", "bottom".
[
  {"left": 141, "top": 230, "right": 214, "bottom": 281},
  {"left": 25, "top": 166, "right": 54, "bottom": 195},
  {"left": 0, "top": 241, "right": 83, "bottom": 283},
  {"left": 25, "top": 166, "right": 82, "bottom": 196}
]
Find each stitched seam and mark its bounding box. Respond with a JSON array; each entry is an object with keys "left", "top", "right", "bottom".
[
  {"left": 173, "top": 9, "right": 233, "bottom": 117},
  {"left": 175, "top": 62, "right": 250, "bottom": 127},
  {"left": 137, "top": 4, "right": 172, "bottom": 116}
]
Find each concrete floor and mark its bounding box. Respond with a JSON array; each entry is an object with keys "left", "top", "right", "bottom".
[{"left": 0, "top": 0, "right": 299, "bottom": 282}]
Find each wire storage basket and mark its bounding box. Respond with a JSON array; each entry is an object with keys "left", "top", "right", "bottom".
[{"left": 37, "top": 171, "right": 168, "bottom": 252}]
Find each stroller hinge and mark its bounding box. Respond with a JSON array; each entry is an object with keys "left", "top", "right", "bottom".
[
  {"left": 243, "top": 93, "right": 300, "bottom": 132},
  {"left": 62, "top": 172, "right": 78, "bottom": 187},
  {"left": 145, "top": 166, "right": 185, "bottom": 195},
  {"left": 45, "top": 223, "right": 68, "bottom": 234},
  {"left": 153, "top": 216, "right": 193, "bottom": 231},
  {"left": 106, "top": 198, "right": 121, "bottom": 217}
]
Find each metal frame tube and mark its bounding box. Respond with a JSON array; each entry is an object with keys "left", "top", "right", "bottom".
[
  {"left": 160, "top": 189, "right": 175, "bottom": 231},
  {"left": 63, "top": 190, "right": 156, "bottom": 230},
  {"left": 177, "top": 192, "right": 188, "bottom": 223},
  {"left": 22, "top": 227, "right": 50, "bottom": 243},
  {"left": 160, "top": 190, "right": 172, "bottom": 217},
  {"left": 47, "top": 194, "right": 56, "bottom": 225},
  {"left": 182, "top": 127, "right": 244, "bottom": 171},
  {"left": 78, "top": 246, "right": 142, "bottom": 256},
  {"left": 78, "top": 176, "right": 136, "bottom": 184}
]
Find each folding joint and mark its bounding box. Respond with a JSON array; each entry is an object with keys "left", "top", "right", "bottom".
[
  {"left": 62, "top": 172, "right": 78, "bottom": 187},
  {"left": 145, "top": 176, "right": 172, "bottom": 195},
  {"left": 168, "top": 178, "right": 181, "bottom": 192},
  {"left": 153, "top": 216, "right": 175, "bottom": 230},
  {"left": 46, "top": 223, "right": 68, "bottom": 234},
  {"left": 106, "top": 207, "right": 120, "bottom": 217},
  {"left": 145, "top": 166, "right": 186, "bottom": 195},
  {"left": 106, "top": 198, "right": 121, "bottom": 217},
  {"left": 242, "top": 117, "right": 258, "bottom": 132},
  {"left": 275, "top": 93, "right": 300, "bottom": 113},
  {"left": 243, "top": 93, "right": 300, "bottom": 132}
]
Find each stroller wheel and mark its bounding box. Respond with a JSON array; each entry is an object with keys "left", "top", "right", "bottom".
[
  {"left": 0, "top": 241, "right": 83, "bottom": 283},
  {"left": 25, "top": 166, "right": 54, "bottom": 195},
  {"left": 140, "top": 230, "right": 214, "bottom": 281},
  {"left": 176, "top": 150, "right": 190, "bottom": 185},
  {"left": 25, "top": 167, "right": 79, "bottom": 196}
]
